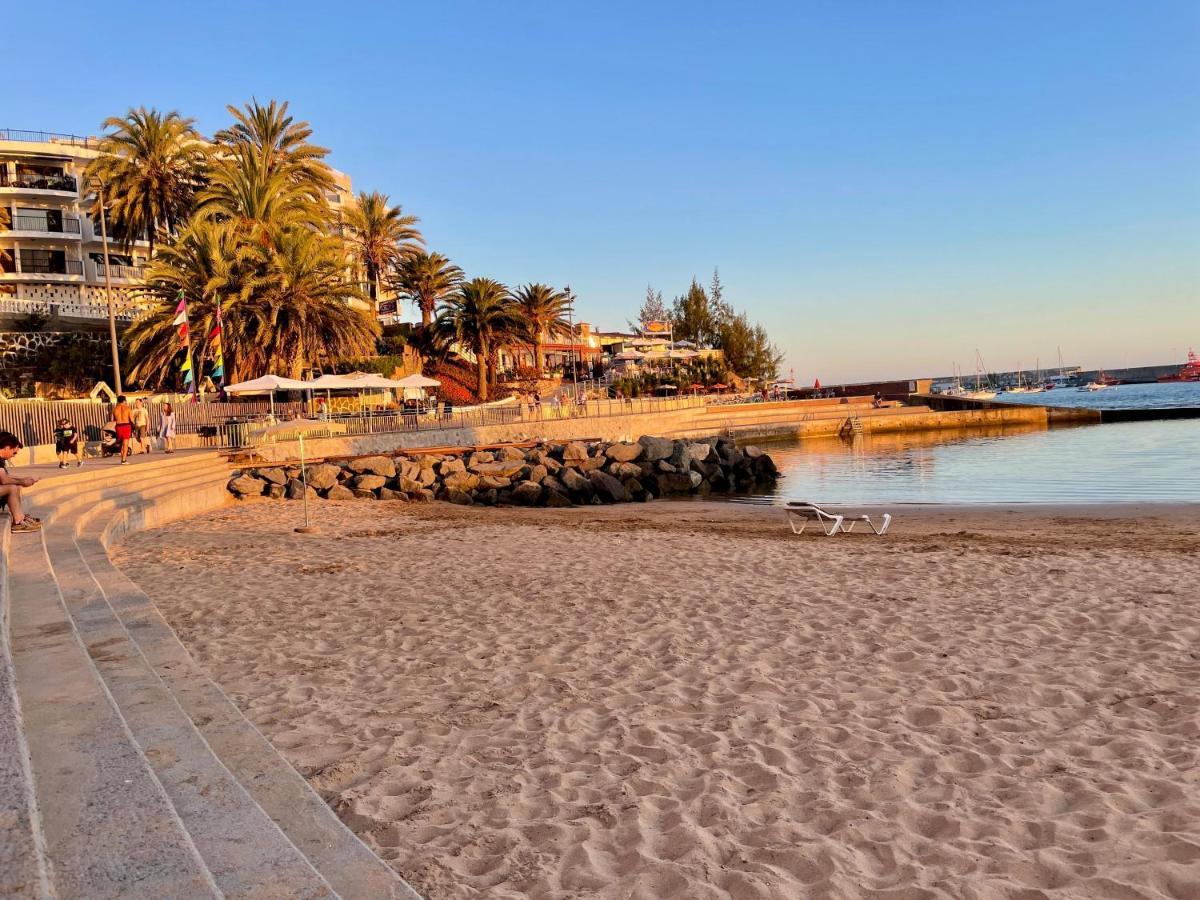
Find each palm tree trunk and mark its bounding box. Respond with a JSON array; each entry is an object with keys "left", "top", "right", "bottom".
[
  {"left": 421, "top": 298, "right": 433, "bottom": 328},
  {"left": 477, "top": 343, "right": 489, "bottom": 402},
  {"left": 534, "top": 338, "right": 544, "bottom": 377}
]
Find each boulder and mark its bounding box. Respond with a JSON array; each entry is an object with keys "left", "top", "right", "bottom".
[
  {"left": 756, "top": 455, "right": 779, "bottom": 478},
  {"left": 470, "top": 460, "right": 525, "bottom": 478},
  {"left": 588, "top": 469, "right": 630, "bottom": 503},
  {"left": 254, "top": 467, "right": 287, "bottom": 485},
  {"left": 657, "top": 460, "right": 677, "bottom": 474},
  {"left": 560, "top": 467, "right": 593, "bottom": 497},
  {"left": 544, "top": 489, "right": 574, "bottom": 508},
  {"left": 350, "top": 488, "right": 376, "bottom": 499},
  {"left": 744, "top": 445, "right": 765, "bottom": 459},
  {"left": 477, "top": 475, "right": 512, "bottom": 490},
  {"left": 576, "top": 455, "right": 606, "bottom": 472},
  {"left": 542, "top": 475, "right": 568, "bottom": 494},
  {"left": 466, "top": 450, "right": 495, "bottom": 467},
  {"left": 350, "top": 474, "right": 387, "bottom": 491},
  {"left": 265, "top": 483, "right": 286, "bottom": 499},
  {"left": 475, "top": 488, "right": 499, "bottom": 506},
  {"left": 605, "top": 441, "right": 644, "bottom": 462},
  {"left": 511, "top": 480, "right": 543, "bottom": 506},
  {"left": 562, "top": 441, "right": 589, "bottom": 462},
  {"left": 438, "top": 457, "right": 467, "bottom": 477},
  {"left": 324, "top": 484, "right": 355, "bottom": 501},
  {"left": 668, "top": 441, "right": 692, "bottom": 470},
  {"left": 397, "top": 459, "right": 422, "bottom": 482},
  {"left": 526, "top": 448, "right": 553, "bottom": 466},
  {"left": 719, "top": 445, "right": 743, "bottom": 467},
  {"left": 347, "top": 455, "right": 396, "bottom": 478},
  {"left": 443, "top": 472, "right": 481, "bottom": 493},
  {"left": 228, "top": 474, "right": 266, "bottom": 496},
  {"left": 284, "top": 466, "right": 301, "bottom": 481},
  {"left": 688, "top": 470, "right": 703, "bottom": 489},
  {"left": 625, "top": 478, "right": 649, "bottom": 502},
  {"left": 417, "top": 466, "right": 438, "bottom": 486},
  {"left": 409, "top": 490, "right": 433, "bottom": 503},
  {"left": 637, "top": 435, "right": 675, "bottom": 461},
  {"left": 526, "top": 464, "right": 548, "bottom": 484},
  {"left": 285, "top": 478, "right": 316, "bottom": 500},
  {"left": 687, "top": 443, "right": 712, "bottom": 463},
  {"left": 499, "top": 446, "right": 526, "bottom": 462},
  {"left": 609, "top": 462, "right": 643, "bottom": 480},
  {"left": 446, "top": 489, "right": 473, "bottom": 505},
  {"left": 656, "top": 472, "right": 694, "bottom": 495},
  {"left": 398, "top": 475, "right": 425, "bottom": 493},
  {"left": 305, "top": 464, "right": 342, "bottom": 491},
  {"left": 378, "top": 487, "right": 408, "bottom": 501}
]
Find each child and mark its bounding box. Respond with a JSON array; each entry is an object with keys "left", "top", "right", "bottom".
[{"left": 53, "top": 418, "right": 83, "bottom": 468}]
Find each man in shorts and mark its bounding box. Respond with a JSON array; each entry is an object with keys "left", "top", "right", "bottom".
[
  {"left": 0, "top": 432, "right": 41, "bottom": 532},
  {"left": 112, "top": 395, "right": 134, "bottom": 464},
  {"left": 54, "top": 417, "right": 83, "bottom": 468},
  {"left": 132, "top": 399, "right": 151, "bottom": 455}
]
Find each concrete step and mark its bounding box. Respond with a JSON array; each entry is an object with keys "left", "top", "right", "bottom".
[
  {"left": 43, "top": 482, "right": 337, "bottom": 899},
  {"left": 78, "top": 493, "right": 422, "bottom": 899},
  {"left": 6, "top": 521, "right": 221, "bottom": 899}
]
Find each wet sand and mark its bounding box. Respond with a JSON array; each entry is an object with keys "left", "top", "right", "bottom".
[{"left": 115, "top": 500, "right": 1200, "bottom": 899}]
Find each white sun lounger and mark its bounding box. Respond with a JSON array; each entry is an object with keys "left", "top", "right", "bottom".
[{"left": 785, "top": 501, "right": 892, "bottom": 537}]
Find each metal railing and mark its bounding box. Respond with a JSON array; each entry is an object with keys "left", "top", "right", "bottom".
[
  {"left": 0, "top": 129, "right": 95, "bottom": 148},
  {"left": 15, "top": 258, "right": 83, "bottom": 275},
  {"left": 0, "top": 171, "right": 78, "bottom": 192},
  {"left": 9, "top": 215, "right": 81, "bottom": 234},
  {"left": 93, "top": 262, "right": 144, "bottom": 280}
]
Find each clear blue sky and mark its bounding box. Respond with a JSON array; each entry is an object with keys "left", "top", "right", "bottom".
[{"left": 10, "top": 1, "right": 1199, "bottom": 382}]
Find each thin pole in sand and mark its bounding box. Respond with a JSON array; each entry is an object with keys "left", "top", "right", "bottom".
[{"left": 294, "top": 432, "right": 318, "bottom": 534}]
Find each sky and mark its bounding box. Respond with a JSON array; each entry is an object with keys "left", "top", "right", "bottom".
[{"left": 9, "top": 1, "right": 1199, "bottom": 382}]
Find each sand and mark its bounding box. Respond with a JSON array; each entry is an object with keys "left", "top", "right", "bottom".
[{"left": 114, "top": 500, "right": 1200, "bottom": 899}]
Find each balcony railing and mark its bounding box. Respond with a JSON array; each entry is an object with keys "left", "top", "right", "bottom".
[
  {"left": 7, "top": 215, "right": 81, "bottom": 234},
  {"left": 94, "top": 262, "right": 145, "bottom": 280},
  {"left": 0, "top": 171, "right": 78, "bottom": 192},
  {"left": 0, "top": 129, "right": 95, "bottom": 148},
  {"left": 13, "top": 258, "right": 83, "bottom": 275}
]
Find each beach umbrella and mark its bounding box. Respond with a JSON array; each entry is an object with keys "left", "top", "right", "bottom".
[
  {"left": 615, "top": 349, "right": 645, "bottom": 361},
  {"left": 394, "top": 373, "right": 441, "bottom": 388},
  {"left": 224, "top": 374, "right": 313, "bottom": 419},
  {"left": 814, "top": 378, "right": 822, "bottom": 389}
]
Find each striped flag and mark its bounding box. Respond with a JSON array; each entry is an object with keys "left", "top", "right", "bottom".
[
  {"left": 208, "top": 307, "right": 225, "bottom": 384},
  {"left": 175, "top": 291, "right": 196, "bottom": 395}
]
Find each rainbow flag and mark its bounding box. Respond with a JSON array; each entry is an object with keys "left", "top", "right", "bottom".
[
  {"left": 208, "top": 308, "right": 224, "bottom": 384},
  {"left": 175, "top": 292, "right": 196, "bottom": 393}
]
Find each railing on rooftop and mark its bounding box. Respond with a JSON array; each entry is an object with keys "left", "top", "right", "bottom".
[
  {"left": 0, "top": 129, "right": 95, "bottom": 148},
  {"left": 0, "top": 170, "right": 78, "bottom": 192},
  {"left": 7, "top": 215, "right": 81, "bottom": 234}
]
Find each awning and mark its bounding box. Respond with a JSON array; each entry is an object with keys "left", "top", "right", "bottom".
[
  {"left": 308, "top": 372, "right": 406, "bottom": 390},
  {"left": 223, "top": 375, "right": 313, "bottom": 393}
]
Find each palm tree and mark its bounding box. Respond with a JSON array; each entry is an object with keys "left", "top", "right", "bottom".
[
  {"left": 437, "top": 278, "right": 519, "bottom": 401},
  {"left": 84, "top": 107, "right": 206, "bottom": 256},
  {"left": 213, "top": 99, "right": 337, "bottom": 200},
  {"left": 391, "top": 251, "right": 463, "bottom": 328},
  {"left": 343, "top": 191, "right": 423, "bottom": 303},
  {"left": 512, "top": 283, "right": 571, "bottom": 376},
  {"left": 197, "top": 142, "right": 326, "bottom": 239}
]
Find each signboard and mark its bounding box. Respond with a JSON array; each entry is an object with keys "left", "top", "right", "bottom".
[
  {"left": 376, "top": 299, "right": 397, "bottom": 315},
  {"left": 642, "top": 320, "right": 671, "bottom": 334}
]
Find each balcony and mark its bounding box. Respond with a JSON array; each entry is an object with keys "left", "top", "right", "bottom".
[
  {"left": 4, "top": 215, "right": 82, "bottom": 236},
  {"left": 93, "top": 261, "right": 145, "bottom": 281},
  {"left": 0, "top": 170, "right": 78, "bottom": 193},
  {"left": 0, "top": 257, "right": 84, "bottom": 278}
]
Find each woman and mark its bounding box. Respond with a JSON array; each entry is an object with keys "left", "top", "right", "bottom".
[{"left": 158, "top": 403, "right": 178, "bottom": 454}]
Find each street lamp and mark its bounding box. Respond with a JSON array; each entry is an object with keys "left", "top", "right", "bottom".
[
  {"left": 93, "top": 179, "right": 123, "bottom": 393},
  {"left": 563, "top": 285, "right": 576, "bottom": 388}
]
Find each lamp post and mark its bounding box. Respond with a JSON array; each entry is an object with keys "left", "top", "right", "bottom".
[
  {"left": 95, "top": 181, "right": 123, "bottom": 393},
  {"left": 563, "top": 285, "right": 576, "bottom": 389}
]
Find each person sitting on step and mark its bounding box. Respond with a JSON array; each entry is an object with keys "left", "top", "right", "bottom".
[{"left": 0, "top": 432, "right": 42, "bottom": 533}]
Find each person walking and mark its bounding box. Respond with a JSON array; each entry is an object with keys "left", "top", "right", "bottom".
[
  {"left": 53, "top": 418, "right": 83, "bottom": 468},
  {"left": 132, "top": 399, "right": 151, "bottom": 455},
  {"left": 0, "top": 432, "right": 41, "bottom": 532},
  {"left": 159, "top": 403, "right": 178, "bottom": 454},
  {"left": 112, "top": 395, "right": 134, "bottom": 464}
]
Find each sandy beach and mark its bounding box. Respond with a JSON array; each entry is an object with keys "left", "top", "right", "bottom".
[{"left": 114, "top": 499, "right": 1200, "bottom": 899}]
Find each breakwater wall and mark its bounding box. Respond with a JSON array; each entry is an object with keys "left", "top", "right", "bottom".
[{"left": 227, "top": 435, "right": 780, "bottom": 508}]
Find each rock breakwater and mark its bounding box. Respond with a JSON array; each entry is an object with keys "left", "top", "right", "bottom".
[{"left": 227, "top": 435, "right": 778, "bottom": 507}]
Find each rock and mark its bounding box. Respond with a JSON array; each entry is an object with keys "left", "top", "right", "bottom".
[
  {"left": 265, "top": 483, "right": 286, "bottom": 499},
  {"left": 438, "top": 457, "right": 467, "bottom": 477},
  {"left": 417, "top": 489, "right": 435, "bottom": 502},
  {"left": 625, "top": 478, "right": 649, "bottom": 502},
  {"left": 305, "top": 464, "right": 342, "bottom": 491},
  {"left": 350, "top": 488, "right": 376, "bottom": 499},
  {"left": 708, "top": 470, "right": 730, "bottom": 492},
  {"left": 526, "top": 464, "right": 548, "bottom": 484},
  {"left": 588, "top": 470, "right": 630, "bottom": 503},
  {"left": 688, "top": 470, "right": 703, "bottom": 489},
  {"left": 656, "top": 472, "right": 694, "bottom": 495},
  {"left": 378, "top": 487, "right": 408, "bottom": 501},
  {"left": 511, "top": 480, "right": 543, "bottom": 506},
  {"left": 744, "top": 445, "right": 765, "bottom": 459},
  {"left": 466, "top": 450, "right": 495, "bottom": 467},
  {"left": 351, "top": 474, "right": 387, "bottom": 491},
  {"left": 478, "top": 475, "right": 512, "bottom": 490},
  {"left": 417, "top": 466, "right": 438, "bottom": 486},
  {"left": 690, "top": 459, "right": 719, "bottom": 480},
  {"left": 443, "top": 472, "right": 481, "bottom": 493},
  {"left": 324, "top": 484, "right": 355, "bottom": 500},
  {"left": 544, "top": 489, "right": 573, "bottom": 507},
  {"left": 562, "top": 441, "right": 589, "bottom": 462},
  {"left": 499, "top": 446, "right": 526, "bottom": 462},
  {"left": 542, "top": 475, "right": 568, "bottom": 494},
  {"left": 476, "top": 488, "right": 499, "bottom": 506},
  {"left": 668, "top": 441, "right": 692, "bottom": 470},
  {"left": 395, "top": 475, "right": 422, "bottom": 493},
  {"left": 560, "top": 467, "right": 593, "bottom": 497},
  {"left": 347, "top": 455, "right": 396, "bottom": 478},
  {"left": 227, "top": 474, "right": 266, "bottom": 496},
  {"left": 254, "top": 467, "right": 287, "bottom": 485},
  {"left": 284, "top": 466, "right": 301, "bottom": 480},
  {"left": 526, "top": 448, "right": 552, "bottom": 466},
  {"left": 398, "top": 459, "right": 422, "bottom": 482},
  {"left": 470, "top": 460, "right": 525, "bottom": 478},
  {"left": 447, "top": 489, "right": 473, "bottom": 505},
  {"left": 657, "top": 460, "right": 677, "bottom": 473},
  {"left": 605, "top": 441, "right": 644, "bottom": 462},
  {"left": 610, "top": 462, "right": 643, "bottom": 479},
  {"left": 576, "top": 456, "right": 606, "bottom": 472},
  {"left": 687, "top": 443, "right": 712, "bottom": 463},
  {"left": 719, "top": 445, "right": 743, "bottom": 467},
  {"left": 637, "top": 435, "right": 675, "bottom": 461},
  {"left": 285, "top": 478, "right": 316, "bottom": 500}
]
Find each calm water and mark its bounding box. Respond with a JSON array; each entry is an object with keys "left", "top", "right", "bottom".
[
  {"left": 994, "top": 381, "right": 1200, "bottom": 411},
  {"left": 758, "top": 418, "right": 1200, "bottom": 505}
]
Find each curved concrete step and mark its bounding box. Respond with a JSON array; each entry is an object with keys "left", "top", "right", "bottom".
[{"left": 6, "top": 522, "right": 221, "bottom": 899}]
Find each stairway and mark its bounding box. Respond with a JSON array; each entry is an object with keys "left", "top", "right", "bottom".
[{"left": 1, "top": 453, "right": 421, "bottom": 899}]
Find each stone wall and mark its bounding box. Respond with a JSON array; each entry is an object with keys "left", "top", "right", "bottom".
[{"left": 0, "top": 330, "right": 105, "bottom": 366}]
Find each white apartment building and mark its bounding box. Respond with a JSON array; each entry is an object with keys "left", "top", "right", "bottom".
[{"left": 0, "top": 128, "right": 358, "bottom": 324}]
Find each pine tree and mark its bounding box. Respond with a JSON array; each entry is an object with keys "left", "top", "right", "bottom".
[{"left": 635, "top": 285, "right": 669, "bottom": 329}]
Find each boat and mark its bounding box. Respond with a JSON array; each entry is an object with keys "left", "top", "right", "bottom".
[
  {"left": 1158, "top": 349, "right": 1200, "bottom": 383},
  {"left": 1079, "top": 369, "right": 1120, "bottom": 391}
]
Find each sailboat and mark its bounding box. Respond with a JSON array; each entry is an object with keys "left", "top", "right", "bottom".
[
  {"left": 1024, "top": 359, "right": 1045, "bottom": 394},
  {"left": 963, "top": 351, "right": 997, "bottom": 400}
]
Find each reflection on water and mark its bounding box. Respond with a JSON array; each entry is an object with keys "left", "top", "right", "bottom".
[{"left": 759, "top": 419, "right": 1200, "bottom": 504}]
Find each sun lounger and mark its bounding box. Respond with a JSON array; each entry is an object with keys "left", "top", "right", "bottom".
[{"left": 784, "top": 501, "right": 892, "bottom": 537}]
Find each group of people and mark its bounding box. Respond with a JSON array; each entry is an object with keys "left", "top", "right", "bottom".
[{"left": 108, "top": 396, "right": 178, "bottom": 464}]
